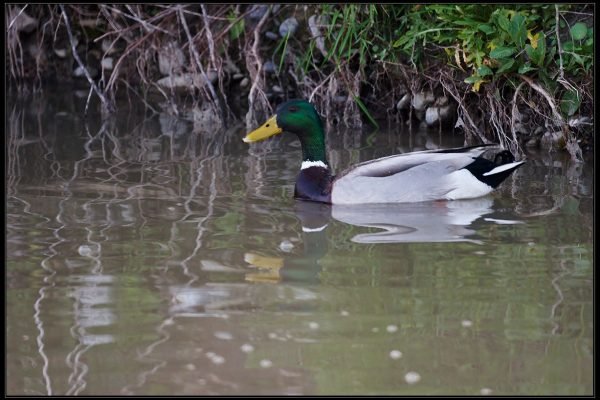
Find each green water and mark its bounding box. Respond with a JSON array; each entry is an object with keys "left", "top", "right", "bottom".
[{"left": 6, "top": 91, "right": 593, "bottom": 395}]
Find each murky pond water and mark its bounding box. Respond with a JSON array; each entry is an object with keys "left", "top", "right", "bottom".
[{"left": 6, "top": 90, "right": 593, "bottom": 395}]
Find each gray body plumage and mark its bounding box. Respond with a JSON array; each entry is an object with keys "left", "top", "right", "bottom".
[{"left": 331, "top": 146, "right": 523, "bottom": 204}]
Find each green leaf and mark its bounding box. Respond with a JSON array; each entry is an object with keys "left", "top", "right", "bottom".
[
  {"left": 563, "top": 41, "right": 575, "bottom": 51},
  {"left": 525, "top": 31, "right": 546, "bottom": 67},
  {"left": 464, "top": 75, "right": 481, "bottom": 84},
  {"left": 508, "top": 13, "right": 527, "bottom": 48},
  {"left": 489, "top": 46, "right": 516, "bottom": 58},
  {"left": 496, "top": 13, "right": 511, "bottom": 33},
  {"left": 560, "top": 90, "right": 581, "bottom": 116},
  {"left": 517, "top": 63, "right": 537, "bottom": 74},
  {"left": 353, "top": 96, "right": 379, "bottom": 129},
  {"left": 570, "top": 22, "right": 588, "bottom": 40},
  {"left": 478, "top": 24, "right": 495, "bottom": 35},
  {"left": 496, "top": 58, "right": 515, "bottom": 74},
  {"left": 478, "top": 65, "right": 493, "bottom": 76},
  {"left": 569, "top": 52, "right": 584, "bottom": 66},
  {"left": 228, "top": 14, "right": 245, "bottom": 40}
]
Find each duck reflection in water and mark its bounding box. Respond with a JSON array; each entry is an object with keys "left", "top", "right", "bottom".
[{"left": 245, "top": 198, "right": 523, "bottom": 283}]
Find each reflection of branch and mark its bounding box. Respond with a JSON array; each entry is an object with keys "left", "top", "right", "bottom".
[
  {"left": 550, "top": 259, "right": 569, "bottom": 335},
  {"left": 120, "top": 318, "right": 171, "bottom": 395}
]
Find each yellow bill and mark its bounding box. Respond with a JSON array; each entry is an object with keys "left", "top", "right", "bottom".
[{"left": 243, "top": 115, "right": 282, "bottom": 143}]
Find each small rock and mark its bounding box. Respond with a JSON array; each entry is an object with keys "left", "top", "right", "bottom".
[
  {"left": 396, "top": 94, "right": 410, "bottom": 110},
  {"left": 279, "top": 17, "right": 299, "bottom": 37},
  {"left": 101, "top": 57, "right": 113, "bottom": 70},
  {"left": 265, "top": 31, "right": 279, "bottom": 40},
  {"left": 272, "top": 85, "right": 283, "bottom": 93},
  {"left": 411, "top": 92, "right": 435, "bottom": 111},
  {"left": 425, "top": 104, "right": 454, "bottom": 126},
  {"left": 206, "top": 70, "right": 218, "bottom": 84},
  {"left": 514, "top": 122, "right": 529, "bottom": 135},
  {"left": 54, "top": 48, "right": 68, "bottom": 58},
  {"left": 232, "top": 73, "right": 244, "bottom": 80},
  {"left": 158, "top": 41, "right": 186, "bottom": 76},
  {"left": 540, "top": 131, "right": 563, "bottom": 149},
  {"left": 263, "top": 61, "right": 277, "bottom": 74},
  {"left": 247, "top": 5, "right": 269, "bottom": 22},
  {"left": 157, "top": 73, "right": 214, "bottom": 91},
  {"left": 224, "top": 59, "right": 241, "bottom": 75},
  {"left": 240, "top": 77, "right": 250, "bottom": 88}
]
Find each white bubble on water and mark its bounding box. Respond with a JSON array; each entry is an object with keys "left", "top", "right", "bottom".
[
  {"left": 389, "top": 350, "right": 403, "bottom": 359},
  {"left": 241, "top": 344, "right": 255, "bottom": 353},
  {"left": 214, "top": 331, "right": 233, "bottom": 340},
  {"left": 404, "top": 371, "right": 421, "bottom": 384},
  {"left": 480, "top": 388, "right": 493, "bottom": 395}
]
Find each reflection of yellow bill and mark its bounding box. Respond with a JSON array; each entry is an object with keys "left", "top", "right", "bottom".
[
  {"left": 243, "top": 115, "right": 282, "bottom": 143},
  {"left": 244, "top": 253, "right": 283, "bottom": 283}
]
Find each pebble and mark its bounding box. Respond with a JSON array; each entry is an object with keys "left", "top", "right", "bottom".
[
  {"left": 386, "top": 324, "right": 398, "bottom": 333},
  {"left": 265, "top": 31, "right": 279, "bottom": 40},
  {"left": 263, "top": 61, "right": 276, "bottom": 74},
  {"left": 279, "top": 17, "right": 299, "bottom": 37},
  {"left": 260, "top": 359, "right": 273, "bottom": 368},
  {"left": 308, "top": 322, "right": 319, "bottom": 330}
]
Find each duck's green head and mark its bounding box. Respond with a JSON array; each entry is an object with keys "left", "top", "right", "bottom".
[{"left": 243, "top": 99, "right": 327, "bottom": 163}]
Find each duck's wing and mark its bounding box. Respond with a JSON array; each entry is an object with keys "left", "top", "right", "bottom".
[
  {"left": 331, "top": 145, "right": 511, "bottom": 204},
  {"left": 339, "top": 145, "right": 496, "bottom": 179}
]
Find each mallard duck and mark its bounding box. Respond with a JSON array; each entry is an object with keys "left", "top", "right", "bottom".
[{"left": 243, "top": 99, "right": 525, "bottom": 204}]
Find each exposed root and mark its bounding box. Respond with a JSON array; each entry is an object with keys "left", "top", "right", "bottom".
[{"left": 245, "top": 6, "right": 272, "bottom": 129}]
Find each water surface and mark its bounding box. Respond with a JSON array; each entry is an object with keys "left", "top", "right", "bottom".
[{"left": 6, "top": 90, "right": 593, "bottom": 395}]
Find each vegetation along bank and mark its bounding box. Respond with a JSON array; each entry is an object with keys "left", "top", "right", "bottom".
[{"left": 6, "top": 4, "right": 593, "bottom": 159}]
